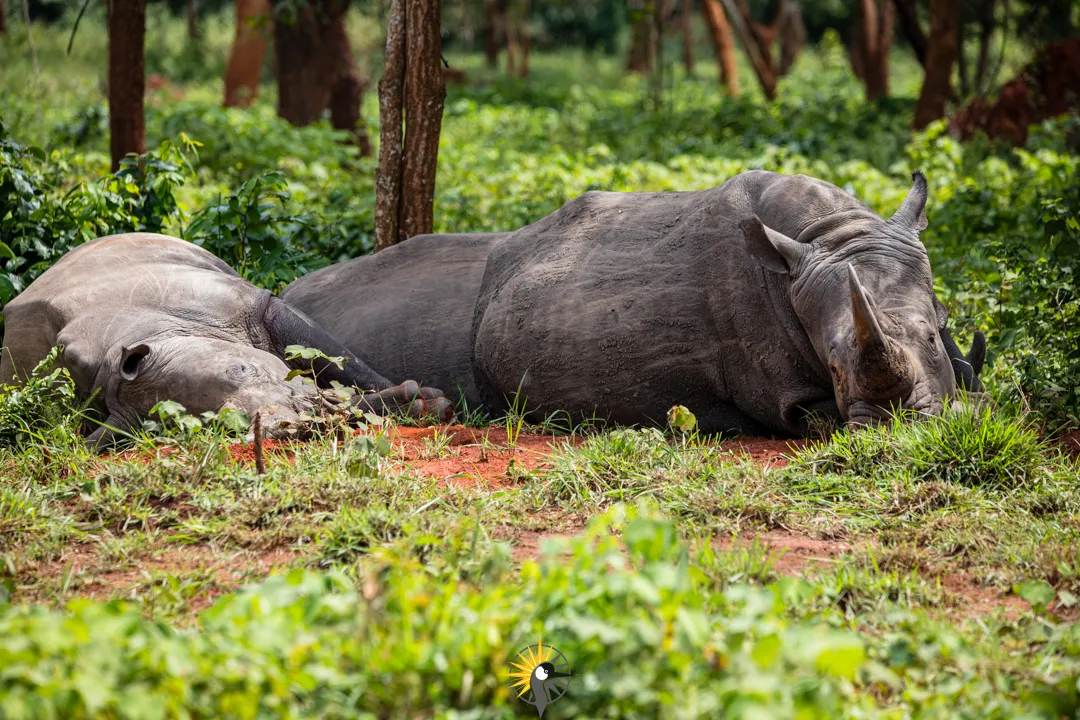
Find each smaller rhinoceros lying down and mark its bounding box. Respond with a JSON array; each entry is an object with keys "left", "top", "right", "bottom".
[
  {"left": 282, "top": 170, "right": 990, "bottom": 437},
  {"left": 0, "top": 233, "right": 453, "bottom": 450}
]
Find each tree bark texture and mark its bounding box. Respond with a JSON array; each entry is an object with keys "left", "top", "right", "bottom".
[
  {"left": 856, "top": 0, "right": 895, "bottom": 100},
  {"left": 375, "top": 0, "right": 406, "bottom": 252},
  {"left": 399, "top": 0, "right": 446, "bottom": 239},
  {"left": 702, "top": 0, "right": 739, "bottom": 95},
  {"left": 914, "top": 0, "right": 961, "bottom": 129},
  {"left": 893, "top": 0, "right": 928, "bottom": 67},
  {"left": 223, "top": 0, "right": 270, "bottom": 108},
  {"left": 108, "top": 0, "right": 147, "bottom": 172}
]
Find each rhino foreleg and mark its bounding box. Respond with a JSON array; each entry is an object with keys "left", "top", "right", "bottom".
[{"left": 261, "top": 295, "right": 453, "bottom": 422}]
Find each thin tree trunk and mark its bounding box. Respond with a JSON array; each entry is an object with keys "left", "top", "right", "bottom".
[
  {"left": 974, "top": 0, "right": 995, "bottom": 95},
  {"left": 374, "top": 0, "right": 406, "bottom": 252},
  {"left": 702, "top": 0, "right": 739, "bottom": 95},
  {"left": 482, "top": 0, "right": 499, "bottom": 67},
  {"left": 627, "top": 0, "right": 654, "bottom": 73},
  {"left": 327, "top": 9, "right": 372, "bottom": 156},
  {"left": 108, "top": 0, "right": 146, "bottom": 172},
  {"left": 399, "top": 0, "right": 446, "bottom": 240},
  {"left": 187, "top": 0, "right": 199, "bottom": 40},
  {"left": 223, "top": 0, "right": 270, "bottom": 108},
  {"left": 957, "top": 19, "right": 969, "bottom": 96},
  {"left": 914, "top": 0, "right": 961, "bottom": 129},
  {"left": 518, "top": 0, "right": 530, "bottom": 79},
  {"left": 1, "top": 0, "right": 8, "bottom": 35},
  {"left": 274, "top": 0, "right": 335, "bottom": 126},
  {"left": 893, "top": 0, "right": 928, "bottom": 67},
  {"left": 681, "top": 0, "right": 694, "bottom": 75},
  {"left": 719, "top": 0, "right": 791, "bottom": 99},
  {"left": 857, "top": 0, "right": 894, "bottom": 100}
]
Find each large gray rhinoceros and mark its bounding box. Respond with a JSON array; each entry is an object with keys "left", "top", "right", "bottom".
[
  {"left": 0, "top": 233, "right": 452, "bottom": 449},
  {"left": 282, "top": 170, "right": 987, "bottom": 437}
]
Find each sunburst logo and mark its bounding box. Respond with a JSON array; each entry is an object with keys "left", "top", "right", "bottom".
[{"left": 505, "top": 637, "right": 572, "bottom": 718}]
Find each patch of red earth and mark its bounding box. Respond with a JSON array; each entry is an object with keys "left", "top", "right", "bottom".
[
  {"left": 716, "top": 438, "right": 808, "bottom": 469},
  {"left": 21, "top": 545, "right": 304, "bottom": 612},
  {"left": 1057, "top": 431, "right": 1080, "bottom": 459},
  {"left": 386, "top": 425, "right": 581, "bottom": 490}
]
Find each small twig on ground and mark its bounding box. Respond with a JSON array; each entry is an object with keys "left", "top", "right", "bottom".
[{"left": 253, "top": 412, "right": 266, "bottom": 475}]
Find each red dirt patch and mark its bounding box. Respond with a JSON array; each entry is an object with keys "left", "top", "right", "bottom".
[
  {"left": 716, "top": 438, "right": 808, "bottom": 469},
  {"left": 1058, "top": 431, "right": 1080, "bottom": 459},
  {"left": 386, "top": 425, "right": 580, "bottom": 490}
]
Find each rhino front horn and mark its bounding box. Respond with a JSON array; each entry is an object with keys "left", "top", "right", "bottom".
[{"left": 848, "top": 264, "right": 913, "bottom": 401}]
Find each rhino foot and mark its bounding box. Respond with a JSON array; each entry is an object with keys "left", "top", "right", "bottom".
[{"left": 354, "top": 380, "right": 455, "bottom": 424}]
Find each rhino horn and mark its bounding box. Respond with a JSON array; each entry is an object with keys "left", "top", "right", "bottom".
[
  {"left": 848, "top": 264, "right": 914, "bottom": 401},
  {"left": 888, "top": 170, "right": 929, "bottom": 232}
]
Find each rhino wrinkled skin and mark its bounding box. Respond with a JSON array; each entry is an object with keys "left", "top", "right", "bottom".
[
  {"left": 283, "top": 170, "right": 987, "bottom": 437},
  {"left": 0, "top": 233, "right": 451, "bottom": 449}
]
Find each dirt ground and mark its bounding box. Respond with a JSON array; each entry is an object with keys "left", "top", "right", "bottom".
[{"left": 62, "top": 425, "right": 1071, "bottom": 620}]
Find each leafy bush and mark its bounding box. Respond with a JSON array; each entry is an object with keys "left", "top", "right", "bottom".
[{"left": 0, "top": 346, "right": 79, "bottom": 447}]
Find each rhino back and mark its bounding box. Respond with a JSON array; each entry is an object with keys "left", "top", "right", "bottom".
[
  {"left": 470, "top": 172, "right": 842, "bottom": 434},
  {"left": 281, "top": 233, "right": 506, "bottom": 407},
  {"left": 1, "top": 233, "right": 264, "bottom": 393}
]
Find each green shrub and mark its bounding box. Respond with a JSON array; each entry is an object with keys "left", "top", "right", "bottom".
[{"left": 0, "top": 346, "right": 80, "bottom": 447}]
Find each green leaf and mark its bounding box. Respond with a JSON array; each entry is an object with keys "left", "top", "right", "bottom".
[
  {"left": 1015, "top": 580, "right": 1056, "bottom": 609},
  {"left": 666, "top": 405, "right": 697, "bottom": 433}
]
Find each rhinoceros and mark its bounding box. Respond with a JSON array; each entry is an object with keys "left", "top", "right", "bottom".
[
  {"left": 282, "top": 170, "right": 987, "bottom": 436},
  {"left": 0, "top": 233, "right": 452, "bottom": 449}
]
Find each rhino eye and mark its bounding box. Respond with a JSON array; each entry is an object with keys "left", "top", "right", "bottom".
[{"left": 226, "top": 363, "right": 257, "bottom": 382}]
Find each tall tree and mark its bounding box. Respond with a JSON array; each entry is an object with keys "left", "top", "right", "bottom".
[
  {"left": 854, "top": 0, "right": 895, "bottom": 100},
  {"left": 108, "top": 0, "right": 147, "bottom": 172},
  {"left": 680, "top": 0, "right": 694, "bottom": 75},
  {"left": 893, "top": 0, "right": 928, "bottom": 67},
  {"left": 327, "top": 9, "right": 372, "bottom": 155},
  {"left": 223, "top": 0, "right": 271, "bottom": 108},
  {"left": 626, "top": 0, "right": 656, "bottom": 73},
  {"left": 0, "top": 0, "right": 7, "bottom": 35},
  {"left": 719, "top": 0, "right": 804, "bottom": 100},
  {"left": 187, "top": 0, "right": 199, "bottom": 40},
  {"left": 481, "top": 0, "right": 505, "bottom": 67},
  {"left": 702, "top": 0, "right": 739, "bottom": 95},
  {"left": 505, "top": 0, "right": 531, "bottom": 79},
  {"left": 374, "top": 0, "right": 446, "bottom": 251},
  {"left": 914, "top": 0, "right": 962, "bottom": 129}
]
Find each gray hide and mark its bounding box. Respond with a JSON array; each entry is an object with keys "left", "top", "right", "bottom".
[
  {"left": 283, "top": 202, "right": 985, "bottom": 434},
  {"left": 470, "top": 170, "right": 980, "bottom": 436},
  {"left": 281, "top": 233, "right": 507, "bottom": 409},
  {"left": 0, "top": 233, "right": 450, "bottom": 448}
]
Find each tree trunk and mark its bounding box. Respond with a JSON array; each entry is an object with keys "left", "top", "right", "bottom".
[
  {"left": 482, "top": 0, "right": 502, "bottom": 67},
  {"left": 893, "top": 0, "right": 928, "bottom": 67},
  {"left": 856, "top": 0, "right": 894, "bottom": 100},
  {"left": 187, "top": 0, "right": 199, "bottom": 40},
  {"left": 974, "top": 0, "right": 996, "bottom": 95},
  {"left": 223, "top": 0, "right": 270, "bottom": 108},
  {"left": 327, "top": 9, "right": 372, "bottom": 156},
  {"left": 374, "top": 0, "right": 406, "bottom": 251},
  {"left": 678, "top": 0, "right": 695, "bottom": 74},
  {"left": 627, "top": 0, "right": 655, "bottom": 73},
  {"left": 108, "top": 0, "right": 147, "bottom": 172},
  {"left": 1, "top": 0, "right": 7, "bottom": 35},
  {"left": 719, "top": 0, "right": 803, "bottom": 100},
  {"left": 914, "top": 0, "right": 962, "bottom": 129},
  {"left": 518, "top": 0, "right": 530, "bottom": 79},
  {"left": 702, "top": 0, "right": 739, "bottom": 95},
  {"left": 274, "top": 1, "right": 335, "bottom": 126},
  {"left": 375, "top": 0, "right": 445, "bottom": 251},
  {"left": 399, "top": 0, "right": 446, "bottom": 239}
]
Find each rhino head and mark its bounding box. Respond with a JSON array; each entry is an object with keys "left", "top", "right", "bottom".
[
  {"left": 743, "top": 171, "right": 962, "bottom": 427},
  {"left": 85, "top": 335, "right": 319, "bottom": 448}
]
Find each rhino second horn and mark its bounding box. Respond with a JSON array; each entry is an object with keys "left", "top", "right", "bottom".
[
  {"left": 888, "top": 170, "right": 929, "bottom": 232},
  {"left": 848, "top": 264, "right": 914, "bottom": 402}
]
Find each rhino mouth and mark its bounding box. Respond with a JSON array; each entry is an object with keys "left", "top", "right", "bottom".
[{"left": 845, "top": 384, "right": 945, "bottom": 429}]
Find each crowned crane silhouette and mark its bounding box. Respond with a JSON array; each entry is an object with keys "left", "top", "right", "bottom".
[{"left": 506, "top": 639, "right": 573, "bottom": 718}]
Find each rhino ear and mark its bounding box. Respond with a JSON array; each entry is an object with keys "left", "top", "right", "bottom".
[
  {"left": 119, "top": 343, "right": 150, "bottom": 381},
  {"left": 741, "top": 215, "right": 807, "bottom": 275},
  {"left": 932, "top": 296, "right": 949, "bottom": 331},
  {"left": 889, "top": 170, "right": 929, "bottom": 232}
]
